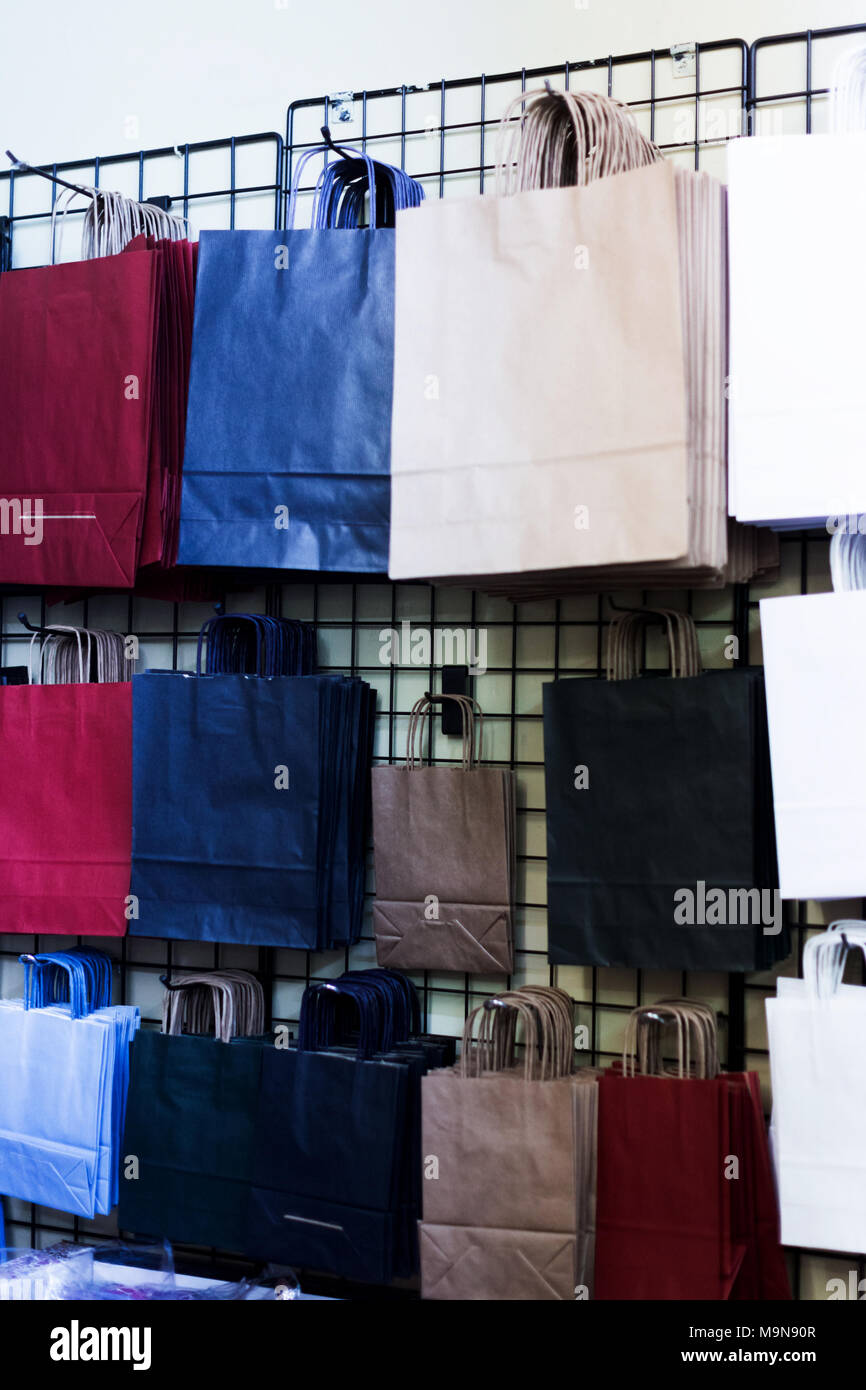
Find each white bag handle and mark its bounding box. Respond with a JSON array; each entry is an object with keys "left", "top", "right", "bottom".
[
  {"left": 803, "top": 921, "right": 866, "bottom": 998},
  {"left": 28, "top": 625, "right": 87, "bottom": 685},
  {"left": 829, "top": 44, "right": 866, "bottom": 133}
]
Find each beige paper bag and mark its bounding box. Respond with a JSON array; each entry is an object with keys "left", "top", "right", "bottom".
[{"left": 390, "top": 159, "right": 690, "bottom": 579}]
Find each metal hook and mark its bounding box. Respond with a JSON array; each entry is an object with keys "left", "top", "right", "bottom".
[
  {"left": 159, "top": 974, "right": 192, "bottom": 992},
  {"left": 5, "top": 151, "right": 94, "bottom": 200},
  {"left": 606, "top": 596, "right": 668, "bottom": 619},
  {"left": 320, "top": 125, "right": 358, "bottom": 161},
  {"left": 17, "top": 611, "right": 56, "bottom": 637}
]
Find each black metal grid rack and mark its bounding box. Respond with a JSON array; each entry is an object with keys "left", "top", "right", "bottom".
[{"left": 0, "top": 18, "right": 864, "bottom": 1300}]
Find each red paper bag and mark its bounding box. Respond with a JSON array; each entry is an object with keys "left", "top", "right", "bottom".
[
  {"left": 0, "top": 683, "right": 131, "bottom": 935},
  {"left": 595, "top": 1072, "right": 746, "bottom": 1300},
  {"left": 0, "top": 251, "right": 160, "bottom": 587}
]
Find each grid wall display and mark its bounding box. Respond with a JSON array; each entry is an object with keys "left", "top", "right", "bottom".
[{"left": 0, "top": 19, "right": 864, "bottom": 1299}]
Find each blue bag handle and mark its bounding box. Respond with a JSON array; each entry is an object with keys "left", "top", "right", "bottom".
[
  {"left": 341, "top": 969, "right": 419, "bottom": 1041},
  {"left": 313, "top": 149, "right": 380, "bottom": 230},
  {"left": 287, "top": 144, "right": 379, "bottom": 230},
  {"left": 197, "top": 614, "right": 264, "bottom": 676},
  {"left": 314, "top": 155, "right": 424, "bottom": 228},
  {"left": 197, "top": 614, "right": 316, "bottom": 677},
  {"left": 299, "top": 978, "right": 394, "bottom": 1057},
  {"left": 20, "top": 948, "right": 112, "bottom": 1019}
]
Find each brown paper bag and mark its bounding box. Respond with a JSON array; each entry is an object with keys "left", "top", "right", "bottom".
[
  {"left": 371, "top": 694, "right": 515, "bottom": 974},
  {"left": 420, "top": 990, "right": 599, "bottom": 1300},
  {"left": 419, "top": 1224, "right": 577, "bottom": 1301}
]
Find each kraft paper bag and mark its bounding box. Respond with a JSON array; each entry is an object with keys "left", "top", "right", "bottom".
[
  {"left": 419, "top": 1224, "right": 577, "bottom": 1301},
  {"left": 389, "top": 159, "right": 690, "bottom": 579},
  {"left": 420, "top": 990, "right": 599, "bottom": 1300},
  {"left": 371, "top": 694, "right": 515, "bottom": 974}
]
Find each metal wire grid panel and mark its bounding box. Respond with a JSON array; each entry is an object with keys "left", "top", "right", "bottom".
[
  {"left": 0, "top": 132, "right": 284, "bottom": 268},
  {"left": 0, "top": 20, "right": 863, "bottom": 1296}
]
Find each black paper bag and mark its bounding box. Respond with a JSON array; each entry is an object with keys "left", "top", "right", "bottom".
[{"left": 543, "top": 667, "right": 785, "bottom": 971}]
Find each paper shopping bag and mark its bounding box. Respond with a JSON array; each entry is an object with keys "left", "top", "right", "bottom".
[
  {"left": 389, "top": 159, "right": 690, "bottom": 579},
  {"left": 0, "top": 683, "right": 131, "bottom": 935},
  {"left": 0, "top": 251, "right": 160, "bottom": 586},
  {"left": 371, "top": 694, "right": 515, "bottom": 974}
]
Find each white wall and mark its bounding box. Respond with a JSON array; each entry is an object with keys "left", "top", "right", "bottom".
[{"left": 3, "top": 0, "right": 865, "bottom": 165}]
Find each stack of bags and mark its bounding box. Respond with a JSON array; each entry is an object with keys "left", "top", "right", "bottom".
[
  {"left": 0, "top": 949, "right": 140, "bottom": 1218},
  {"left": 421, "top": 986, "right": 599, "bottom": 1300},
  {"left": 388, "top": 87, "right": 776, "bottom": 598},
  {"left": 120, "top": 968, "right": 452, "bottom": 1282},
  {"left": 247, "top": 970, "right": 453, "bottom": 1283},
  {"left": 728, "top": 48, "right": 866, "bottom": 531},
  {"left": 0, "top": 192, "right": 195, "bottom": 588},
  {"left": 130, "top": 611, "right": 374, "bottom": 949},
  {"left": 596, "top": 1001, "right": 790, "bottom": 1300},
  {"left": 757, "top": 42, "right": 866, "bottom": 905},
  {"left": 767, "top": 922, "right": 866, "bottom": 1253},
  {"left": 371, "top": 693, "right": 516, "bottom": 974},
  {"left": 0, "top": 622, "right": 131, "bottom": 937},
  {"left": 119, "top": 969, "right": 268, "bottom": 1253},
  {"left": 177, "top": 145, "right": 424, "bottom": 573},
  {"left": 744, "top": 52, "right": 866, "bottom": 906},
  {"left": 543, "top": 608, "right": 786, "bottom": 971}
]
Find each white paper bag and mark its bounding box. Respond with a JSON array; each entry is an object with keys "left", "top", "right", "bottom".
[
  {"left": 728, "top": 134, "right": 866, "bottom": 525},
  {"left": 760, "top": 589, "right": 866, "bottom": 900},
  {"left": 767, "top": 928, "right": 866, "bottom": 1252}
]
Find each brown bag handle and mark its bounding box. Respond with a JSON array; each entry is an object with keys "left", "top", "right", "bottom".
[
  {"left": 497, "top": 86, "right": 663, "bottom": 195},
  {"left": 406, "top": 693, "right": 485, "bottom": 770},
  {"left": 460, "top": 986, "right": 575, "bottom": 1081},
  {"left": 622, "top": 999, "right": 719, "bottom": 1079},
  {"left": 461, "top": 997, "right": 540, "bottom": 1079},
  {"left": 605, "top": 608, "right": 701, "bottom": 681}
]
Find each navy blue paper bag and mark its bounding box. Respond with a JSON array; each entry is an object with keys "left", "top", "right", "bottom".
[
  {"left": 129, "top": 661, "right": 373, "bottom": 949},
  {"left": 178, "top": 147, "right": 423, "bottom": 573},
  {"left": 245, "top": 973, "right": 429, "bottom": 1283}
]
